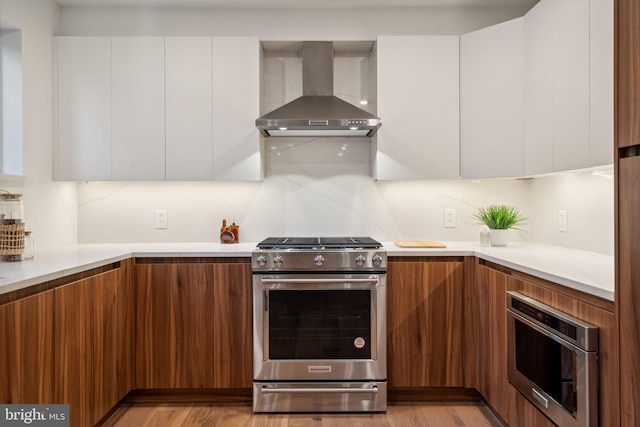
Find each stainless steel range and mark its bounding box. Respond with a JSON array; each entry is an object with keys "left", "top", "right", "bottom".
[{"left": 251, "top": 237, "right": 387, "bottom": 413}]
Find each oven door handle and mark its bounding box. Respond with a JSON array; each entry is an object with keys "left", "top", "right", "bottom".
[
  {"left": 261, "top": 386, "right": 379, "bottom": 394},
  {"left": 261, "top": 277, "right": 379, "bottom": 286}
]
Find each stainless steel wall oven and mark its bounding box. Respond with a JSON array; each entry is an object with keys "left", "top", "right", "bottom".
[
  {"left": 507, "top": 291, "right": 598, "bottom": 427},
  {"left": 252, "top": 237, "right": 387, "bottom": 413}
]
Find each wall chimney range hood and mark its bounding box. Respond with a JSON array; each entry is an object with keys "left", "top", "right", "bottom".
[{"left": 256, "top": 41, "right": 381, "bottom": 137}]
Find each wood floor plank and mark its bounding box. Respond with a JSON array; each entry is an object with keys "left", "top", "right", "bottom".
[{"left": 104, "top": 402, "right": 504, "bottom": 427}]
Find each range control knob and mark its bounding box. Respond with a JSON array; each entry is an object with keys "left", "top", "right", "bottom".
[
  {"left": 355, "top": 254, "right": 366, "bottom": 266},
  {"left": 372, "top": 254, "right": 384, "bottom": 267},
  {"left": 273, "top": 255, "right": 284, "bottom": 267},
  {"left": 256, "top": 255, "right": 267, "bottom": 266},
  {"left": 313, "top": 254, "right": 325, "bottom": 267}
]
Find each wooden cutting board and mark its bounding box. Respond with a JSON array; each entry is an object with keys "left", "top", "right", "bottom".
[{"left": 394, "top": 240, "right": 447, "bottom": 248}]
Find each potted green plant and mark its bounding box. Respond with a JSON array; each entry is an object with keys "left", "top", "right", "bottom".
[{"left": 473, "top": 204, "right": 526, "bottom": 246}]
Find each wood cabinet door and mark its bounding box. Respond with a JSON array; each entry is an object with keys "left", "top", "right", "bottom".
[
  {"left": 387, "top": 260, "right": 464, "bottom": 387},
  {"left": 212, "top": 262, "right": 252, "bottom": 388},
  {"left": 136, "top": 260, "right": 252, "bottom": 389},
  {"left": 92, "top": 260, "right": 135, "bottom": 422},
  {"left": 55, "top": 263, "right": 133, "bottom": 427},
  {"left": 136, "top": 262, "right": 216, "bottom": 388},
  {"left": 475, "top": 265, "right": 510, "bottom": 415},
  {"left": 0, "top": 291, "right": 55, "bottom": 404}
]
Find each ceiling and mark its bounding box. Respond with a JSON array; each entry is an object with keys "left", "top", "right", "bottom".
[{"left": 53, "top": 0, "right": 539, "bottom": 9}]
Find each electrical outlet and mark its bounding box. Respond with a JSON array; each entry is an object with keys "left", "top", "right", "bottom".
[
  {"left": 558, "top": 210, "right": 568, "bottom": 232},
  {"left": 444, "top": 208, "right": 456, "bottom": 228},
  {"left": 155, "top": 209, "right": 168, "bottom": 229}
]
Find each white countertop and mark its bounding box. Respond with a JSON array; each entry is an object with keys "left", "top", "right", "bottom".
[{"left": 0, "top": 241, "right": 614, "bottom": 302}]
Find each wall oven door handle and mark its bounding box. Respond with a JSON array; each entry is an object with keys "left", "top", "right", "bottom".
[
  {"left": 261, "top": 277, "right": 379, "bottom": 286},
  {"left": 531, "top": 388, "right": 549, "bottom": 408},
  {"left": 261, "top": 386, "right": 379, "bottom": 394}
]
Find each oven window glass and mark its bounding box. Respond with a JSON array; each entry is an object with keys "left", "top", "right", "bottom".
[
  {"left": 515, "top": 318, "right": 577, "bottom": 417},
  {"left": 268, "top": 290, "right": 372, "bottom": 359}
]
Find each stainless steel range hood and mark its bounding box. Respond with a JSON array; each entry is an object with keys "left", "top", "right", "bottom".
[{"left": 256, "top": 41, "right": 381, "bottom": 137}]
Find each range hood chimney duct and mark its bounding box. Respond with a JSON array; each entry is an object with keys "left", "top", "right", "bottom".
[{"left": 256, "top": 41, "right": 382, "bottom": 137}]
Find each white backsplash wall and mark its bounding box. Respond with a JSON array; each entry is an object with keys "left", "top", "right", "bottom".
[
  {"left": 77, "top": 143, "right": 528, "bottom": 245},
  {"left": 77, "top": 141, "right": 614, "bottom": 255},
  {"left": 527, "top": 167, "right": 614, "bottom": 255}
]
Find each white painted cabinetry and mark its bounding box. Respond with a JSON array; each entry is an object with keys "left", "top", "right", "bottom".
[
  {"left": 112, "top": 37, "right": 166, "bottom": 181},
  {"left": 374, "top": 36, "right": 460, "bottom": 180},
  {"left": 460, "top": 18, "right": 525, "bottom": 179},
  {"left": 589, "top": 0, "right": 614, "bottom": 167},
  {"left": 551, "top": 0, "right": 590, "bottom": 172},
  {"left": 524, "top": 0, "right": 613, "bottom": 174},
  {"left": 211, "top": 37, "right": 262, "bottom": 181},
  {"left": 165, "top": 37, "right": 213, "bottom": 181},
  {"left": 55, "top": 36, "right": 261, "bottom": 182},
  {"left": 523, "top": 0, "right": 554, "bottom": 175},
  {"left": 55, "top": 37, "right": 111, "bottom": 181}
]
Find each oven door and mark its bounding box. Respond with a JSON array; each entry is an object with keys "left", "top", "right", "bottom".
[
  {"left": 253, "top": 273, "right": 386, "bottom": 381},
  {"left": 507, "top": 310, "right": 598, "bottom": 427}
]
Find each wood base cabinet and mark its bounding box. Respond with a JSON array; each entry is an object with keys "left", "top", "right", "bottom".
[
  {"left": 135, "top": 259, "right": 252, "bottom": 390},
  {"left": 54, "top": 260, "right": 134, "bottom": 427},
  {"left": 387, "top": 258, "right": 464, "bottom": 388},
  {"left": 0, "top": 291, "right": 55, "bottom": 404},
  {"left": 473, "top": 262, "right": 618, "bottom": 427}
]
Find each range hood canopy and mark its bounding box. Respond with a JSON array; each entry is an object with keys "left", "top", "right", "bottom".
[{"left": 256, "top": 41, "right": 381, "bottom": 137}]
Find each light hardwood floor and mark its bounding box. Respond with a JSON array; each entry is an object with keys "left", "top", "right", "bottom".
[{"left": 103, "top": 402, "right": 505, "bottom": 427}]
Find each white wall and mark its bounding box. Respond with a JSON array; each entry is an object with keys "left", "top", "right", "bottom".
[{"left": 0, "top": 0, "right": 77, "bottom": 252}]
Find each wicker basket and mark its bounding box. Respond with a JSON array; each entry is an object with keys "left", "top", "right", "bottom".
[{"left": 0, "top": 221, "right": 25, "bottom": 256}]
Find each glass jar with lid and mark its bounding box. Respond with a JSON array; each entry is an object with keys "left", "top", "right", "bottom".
[
  {"left": 0, "top": 193, "right": 24, "bottom": 262},
  {"left": 0, "top": 193, "right": 24, "bottom": 223}
]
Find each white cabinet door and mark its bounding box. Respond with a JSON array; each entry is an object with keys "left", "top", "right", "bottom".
[
  {"left": 589, "top": 0, "right": 614, "bottom": 166},
  {"left": 460, "top": 18, "right": 525, "bottom": 179},
  {"left": 211, "top": 37, "right": 262, "bottom": 181},
  {"left": 55, "top": 37, "right": 111, "bottom": 181},
  {"left": 112, "top": 37, "right": 165, "bottom": 181},
  {"left": 165, "top": 37, "right": 213, "bottom": 181},
  {"left": 524, "top": 0, "right": 554, "bottom": 176},
  {"left": 375, "top": 36, "right": 460, "bottom": 180},
  {"left": 552, "top": 0, "right": 590, "bottom": 172}
]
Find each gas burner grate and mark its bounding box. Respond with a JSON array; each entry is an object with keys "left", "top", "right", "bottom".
[{"left": 257, "top": 237, "right": 382, "bottom": 250}]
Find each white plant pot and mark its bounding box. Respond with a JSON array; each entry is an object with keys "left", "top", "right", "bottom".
[{"left": 489, "top": 229, "right": 509, "bottom": 247}]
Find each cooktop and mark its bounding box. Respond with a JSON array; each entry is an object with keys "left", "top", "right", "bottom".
[{"left": 256, "top": 236, "right": 382, "bottom": 249}]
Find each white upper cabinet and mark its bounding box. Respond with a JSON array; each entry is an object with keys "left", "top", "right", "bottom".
[
  {"left": 211, "top": 37, "right": 262, "bottom": 181},
  {"left": 112, "top": 37, "right": 166, "bottom": 181},
  {"left": 165, "top": 37, "right": 213, "bottom": 181},
  {"left": 375, "top": 35, "right": 460, "bottom": 180},
  {"left": 55, "top": 36, "right": 261, "bottom": 181},
  {"left": 460, "top": 18, "right": 525, "bottom": 179},
  {"left": 589, "top": 0, "right": 614, "bottom": 166},
  {"left": 524, "top": 0, "right": 612, "bottom": 174},
  {"left": 524, "top": 0, "right": 554, "bottom": 175},
  {"left": 55, "top": 37, "right": 111, "bottom": 181},
  {"left": 552, "top": 0, "right": 590, "bottom": 172}
]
